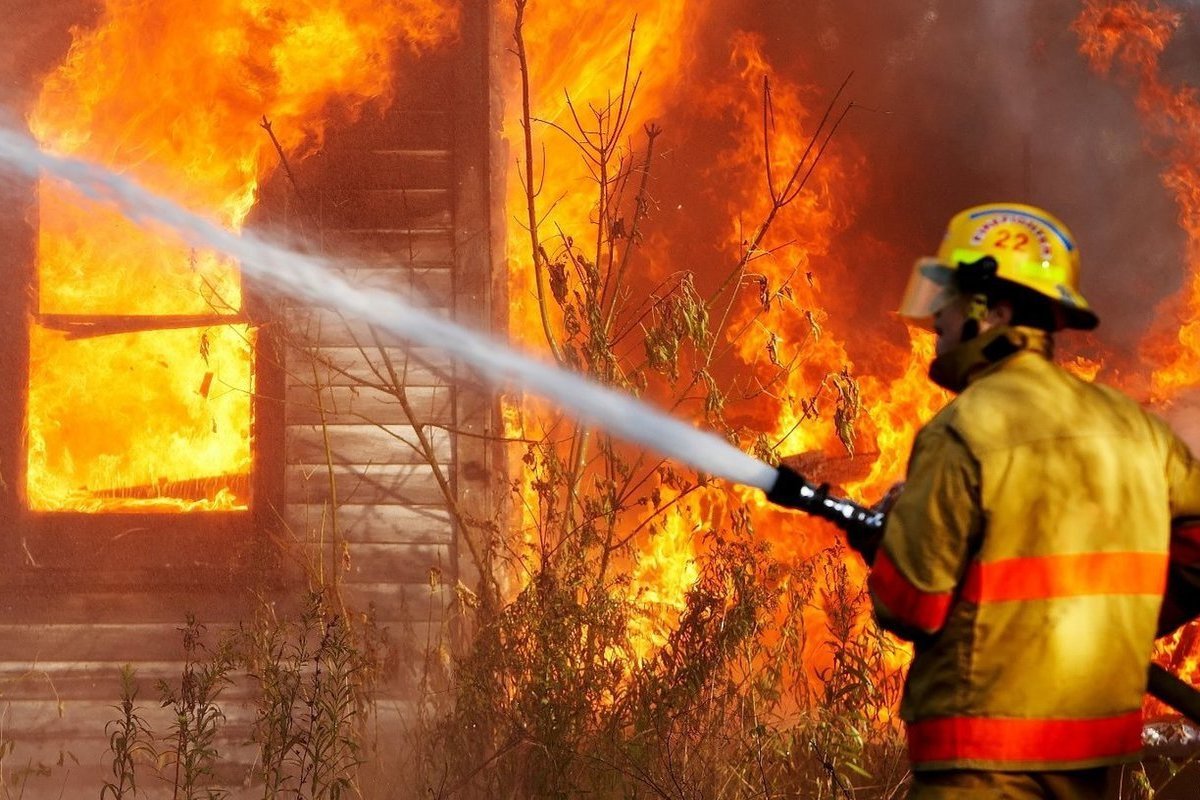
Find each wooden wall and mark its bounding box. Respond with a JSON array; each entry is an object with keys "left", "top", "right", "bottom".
[
  {"left": 0, "top": 4, "right": 494, "bottom": 797},
  {"left": 285, "top": 53, "right": 463, "bottom": 644}
]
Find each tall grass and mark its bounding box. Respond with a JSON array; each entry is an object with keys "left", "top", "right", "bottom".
[
  {"left": 97, "top": 592, "right": 386, "bottom": 799},
  {"left": 399, "top": 4, "right": 907, "bottom": 797}
]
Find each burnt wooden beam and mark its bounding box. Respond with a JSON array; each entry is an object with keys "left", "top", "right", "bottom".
[
  {"left": 87, "top": 473, "right": 251, "bottom": 502},
  {"left": 38, "top": 312, "right": 250, "bottom": 339}
]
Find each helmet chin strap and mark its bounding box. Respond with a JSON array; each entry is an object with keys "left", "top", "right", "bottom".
[{"left": 960, "top": 292, "right": 989, "bottom": 343}]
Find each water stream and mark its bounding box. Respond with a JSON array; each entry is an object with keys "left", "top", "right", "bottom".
[{"left": 0, "top": 127, "right": 780, "bottom": 493}]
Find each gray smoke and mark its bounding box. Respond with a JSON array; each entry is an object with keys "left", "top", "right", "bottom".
[{"left": 664, "top": 0, "right": 1199, "bottom": 375}]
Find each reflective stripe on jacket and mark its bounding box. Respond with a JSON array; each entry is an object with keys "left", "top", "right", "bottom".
[{"left": 872, "top": 327, "right": 1200, "bottom": 771}]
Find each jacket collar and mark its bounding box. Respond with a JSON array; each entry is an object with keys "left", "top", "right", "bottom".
[{"left": 928, "top": 326, "right": 1053, "bottom": 393}]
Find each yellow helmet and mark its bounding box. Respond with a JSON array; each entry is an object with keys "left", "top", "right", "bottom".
[{"left": 898, "top": 203, "right": 1098, "bottom": 331}]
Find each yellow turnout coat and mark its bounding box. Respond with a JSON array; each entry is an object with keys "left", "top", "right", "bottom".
[{"left": 871, "top": 326, "right": 1200, "bottom": 770}]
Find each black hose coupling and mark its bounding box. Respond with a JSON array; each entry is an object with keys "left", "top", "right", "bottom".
[
  {"left": 763, "top": 463, "right": 885, "bottom": 564},
  {"left": 765, "top": 463, "right": 817, "bottom": 511}
]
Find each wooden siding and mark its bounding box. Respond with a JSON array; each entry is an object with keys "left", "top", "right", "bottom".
[
  {"left": 283, "top": 52, "right": 462, "bottom": 636},
  {"left": 0, "top": 5, "right": 494, "bottom": 795}
]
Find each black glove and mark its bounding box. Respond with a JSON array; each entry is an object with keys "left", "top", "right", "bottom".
[{"left": 764, "top": 463, "right": 884, "bottom": 565}]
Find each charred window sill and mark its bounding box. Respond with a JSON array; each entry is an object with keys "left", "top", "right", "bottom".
[{"left": 2, "top": 510, "right": 282, "bottom": 591}]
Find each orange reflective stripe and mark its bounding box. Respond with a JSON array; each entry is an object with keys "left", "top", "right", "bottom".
[
  {"left": 961, "top": 552, "right": 1167, "bottom": 603},
  {"left": 908, "top": 712, "right": 1143, "bottom": 763},
  {"left": 868, "top": 548, "right": 953, "bottom": 633}
]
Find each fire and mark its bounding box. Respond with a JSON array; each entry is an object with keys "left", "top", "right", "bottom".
[
  {"left": 703, "top": 31, "right": 946, "bottom": 527},
  {"left": 502, "top": 3, "right": 945, "bottom": 664},
  {"left": 500, "top": 0, "right": 701, "bottom": 645},
  {"left": 1075, "top": 1, "right": 1200, "bottom": 402},
  {"left": 625, "top": 500, "right": 702, "bottom": 659},
  {"left": 501, "top": 0, "right": 693, "bottom": 353},
  {"left": 1075, "top": 0, "right": 1200, "bottom": 706},
  {"left": 853, "top": 329, "right": 948, "bottom": 494},
  {"left": 28, "top": 0, "right": 458, "bottom": 511}
]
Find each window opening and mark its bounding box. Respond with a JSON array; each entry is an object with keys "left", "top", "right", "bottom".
[{"left": 27, "top": 182, "right": 254, "bottom": 513}]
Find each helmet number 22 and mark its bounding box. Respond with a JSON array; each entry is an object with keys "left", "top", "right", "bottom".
[{"left": 993, "top": 231, "right": 1030, "bottom": 250}]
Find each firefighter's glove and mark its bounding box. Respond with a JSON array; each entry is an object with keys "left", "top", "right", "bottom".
[{"left": 874, "top": 482, "right": 905, "bottom": 516}]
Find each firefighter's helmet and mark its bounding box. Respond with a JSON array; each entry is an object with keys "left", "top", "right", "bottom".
[{"left": 897, "top": 203, "right": 1098, "bottom": 331}]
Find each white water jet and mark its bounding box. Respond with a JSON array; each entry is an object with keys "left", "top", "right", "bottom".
[{"left": 0, "top": 127, "right": 779, "bottom": 493}]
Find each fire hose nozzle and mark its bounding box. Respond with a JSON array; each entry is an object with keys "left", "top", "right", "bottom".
[
  {"left": 765, "top": 463, "right": 817, "bottom": 511},
  {"left": 763, "top": 463, "right": 885, "bottom": 563}
]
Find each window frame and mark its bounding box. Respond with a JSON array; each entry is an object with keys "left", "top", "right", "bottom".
[{"left": 0, "top": 175, "right": 284, "bottom": 590}]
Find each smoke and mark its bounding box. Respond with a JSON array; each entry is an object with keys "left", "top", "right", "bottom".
[
  {"left": 0, "top": 0, "right": 98, "bottom": 109},
  {"left": 653, "top": 1, "right": 1196, "bottom": 372}
]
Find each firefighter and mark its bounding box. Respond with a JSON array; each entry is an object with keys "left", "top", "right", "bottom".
[{"left": 874, "top": 203, "right": 1200, "bottom": 798}]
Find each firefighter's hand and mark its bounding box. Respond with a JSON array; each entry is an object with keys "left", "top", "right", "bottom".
[{"left": 874, "top": 482, "right": 904, "bottom": 516}]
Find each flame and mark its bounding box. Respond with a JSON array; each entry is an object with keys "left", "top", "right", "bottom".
[
  {"left": 1075, "top": 1, "right": 1200, "bottom": 402},
  {"left": 625, "top": 497, "right": 702, "bottom": 659},
  {"left": 28, "top": 0, "right": 458, "bottom": 511},
  {"left": 1075, "top": 0, "right": 1200, "bottom": 702},
  {"left": 700, "top": 33, "right": 947, "bottom": 511},
  {"left": 500, "top": 0, "right": 700, "bottom": 643},
  {"left": 501, "top": 5, "right": 944, "bottom": 671},
  {"left": 501, "top": 0, "right": 694, "bottom": 351}
]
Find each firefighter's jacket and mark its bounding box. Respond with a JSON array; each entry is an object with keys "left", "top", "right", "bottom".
[{"left": 872, "top": 325, "right": 1200, "bottom": 771}]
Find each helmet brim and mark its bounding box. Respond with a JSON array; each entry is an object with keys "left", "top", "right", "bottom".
[
  {"left": 1061, "top": 305, "right": 1099, "bottom": 331},
  {"left": 898, "top": 258, "right": 1100, "bottom": 332},
  {"left": 896, "top": 258, "right": 957, "bottom": 328}
]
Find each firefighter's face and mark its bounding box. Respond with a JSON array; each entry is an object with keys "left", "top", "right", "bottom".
[
  {"left": 933, "top": 294, "right": 1012, "bottom": 356},
  {"left": 933, "top": 295, "right": 970, "bottom": 357}
]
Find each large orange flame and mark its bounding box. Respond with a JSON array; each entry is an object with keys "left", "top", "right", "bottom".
[
  {"left": 28, "top": 0, "right": 458, "bottom": 511},
  {"left": 1075, "top": 1, "right": 1200, "bottom": 402},
  {"left": 1075, "top": 0, "right": 1200, "bottom": 712},
  {"left": 502, "top": 4, "right": 944, "bottom": 667}
]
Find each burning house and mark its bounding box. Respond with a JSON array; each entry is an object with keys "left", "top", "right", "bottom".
[
  {"left": 3, "top": 0, "right": 1200, "bottom": 797},
  {"left": 1, "top": 0, "right": 494, "bottom": 794}
]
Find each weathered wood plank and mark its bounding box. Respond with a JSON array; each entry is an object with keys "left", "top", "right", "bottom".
[
  {"left": 325, "top": 110, "right": 450, "bottom": 151},
  {"left": 0, "top": 624, "right": 239, "bottom": 663},
  {"left": 319, "top": 230, "right": 453, "bottom": 265},
  {"left": 285, "top": 464, "right": 445, "bottom": 506},
  {"left": 287, "top": 307, "right": 453, "bottom": 348},
  {"left": 319, "top": 188, "right": 450, "bottom": 232},
  {"left": 344, "top": 543, "right": 451, "bottom": 584},
  {"left": 0, "top": 696, "right": 421, "bottom": 741},
  {"left": 318, "top": 150, "right": 451, "bottom": 191},
  {"left": 341, "top": 582, "right": 455, "bottom": 622},
  {"left": 285, "top": 346, "right": 451, "bottom": 388},
  {"left": 282, "top": 266, "right": 452, "bottom": 298},
  {"left": 0, "top": 733, "right": 258, "bottom": 799},
  {"left": 0, "top": 699, "right": 425, "bottom": 799},
  {"left": 0, "top": 697, "right": 419, "bottom": 761},
  {"left": 0, "top": 698, "right": 258, "bottom": 740},
  {"left": 0, "top": 663, "right": 263, "bottom": 702},
  {"left": 283, "top": 503, "right": 452, "bottom": 545},
  {"left": 280, "top": 544, "right": 451, "bottom": 588},
  {"left": 0, "top": 590, "right": 259, "bottom": 625},
  {"left": 285, "top": 424, "right": 452, "bottom": 466},
  {"left": 446, "top": 0, "right": 499, "bottom": 601},
  {"left": 284, "top": 385, "right": 454, "bottom": 426}
]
